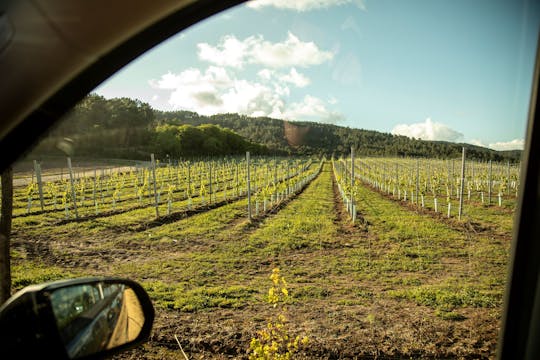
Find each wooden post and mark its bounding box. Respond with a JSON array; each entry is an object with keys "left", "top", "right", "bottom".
[
  {"left": 458, "top": 147, "right": 466, "bottom": 220},
  {"left": 67, "top": 157, "right": 79, "bottom": 219},
  {"left": 274, "top": 159, "right": 278, "bottom": 185},
  {"left": 415, "top": 159, "right": 419, "bottom": 205},
  {"left": 235, "top": 162, "right": 239, "bottom": 197},
  {"left": 246, "top": 152, "right": 252, "bottom": 221},
  {"left": 350, "top": 147, "right": 355, "bottom": 221},
  {"left": 93, "top": 167, "right": 97, "bottom": 209},
  {"left": 175, "top": 162, "right": 180, "bottom": 186},
  {"left": 151, "top": 154, "right": 159, "bottom": 217},
  {"left": 507, "top": 161, "right": 511, "bottom": 196},
  {"left": 34, "top": 160, "right": 44, "bottom": 211},
  {"left": 287, "top": 161, "right": 290, "bottom": 195},
  {"left": 209, "top": 162, "right": 213, "bottom": 204},
  {"left": 395, "top": 163, "right": 399, "bottom": 198},
  {"left": 488, "top": 160, "right": 493, "bottom": 205},
  {"left": 273, "top": 158, "right": 278, "bottom": 198},
  {"left": 187, "top": 162, "right": 191, "bottom": 199},
  {"left": 452, "top": 159, "right": 455, "bottom": 196}
]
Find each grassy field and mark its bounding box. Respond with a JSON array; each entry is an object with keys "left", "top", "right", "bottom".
[{"left": 10, "top": 161, "right": 512, "bottom": 359}]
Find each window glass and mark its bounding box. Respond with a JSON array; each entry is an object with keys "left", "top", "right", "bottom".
[{"left": 12, "top": 1, "right": 540, "bottom": 358}]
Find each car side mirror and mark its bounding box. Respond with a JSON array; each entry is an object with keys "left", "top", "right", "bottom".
[{"left": 0, "top": 277, "right": 154, "bottom": 359}]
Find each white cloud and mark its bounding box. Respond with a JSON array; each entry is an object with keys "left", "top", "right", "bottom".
[
  {"left": 257, "top": 68, "right": 310, "bottom": 88},
  {"left": 251, "top": 32, "right": 333, "bottom": 68},
  {"left": 278, "top": 68, "right": 310, "bottom": 87},
  {"left": 488, "top": 139, "right": 525, "bottom": 151},
  {"left": 283, "top": 95, "right": 344, "bottom": 123},
  {"left": 247, "top": 0, "right": 366, "bottom": 11},
  {"left": 257, "top": 68, "right": 273, "bottom": 80},
  {"left": 197, "top": 36, "right": 248, "bottom": 68},
  {"left": 392, "top": 120, "right": 524, "bottom": 151},
  {"left": 197, "top": 32, "right": 333, "bottom": 69},
  {"left": 392, "top": 118, "right": 463, "bottom": 142},
  {"left": 467, "top": 138, "right": 524, "bottom": 151},
  {"left": 150, "top": 66, "right": 341, "bottom": 122},
  {"left": 468, "top": 139, "right": 485, "bottom": 147},
  {"left": 150, "top": 67, "right": 233, "bottom": 115}
]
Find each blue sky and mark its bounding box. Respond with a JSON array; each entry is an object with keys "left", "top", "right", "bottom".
[{"left": 95, "top": 0, "right": 540, "bottom": 151}]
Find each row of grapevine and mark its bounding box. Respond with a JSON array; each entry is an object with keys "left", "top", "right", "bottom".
[
  {"left": 353, "top": 157, "right": 519, "bottom": 205},
  {"left": 12, "top": 155, "right": 317, "bottom": 222},
  {"left": 334, "top": 151, "right": 521, "bottom": 221},
  {"left": 332, "top": 159, "right": 358, "bottom": 223},
  {"left": 247, "top": 157, "right": 324, "bottom": 219}
]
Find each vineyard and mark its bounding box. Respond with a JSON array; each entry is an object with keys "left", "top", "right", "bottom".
[
  {"left": 8, "top": 154, "right": 516, "bottom": 358},
  {"left": 334, "top": 153, "right": 519, "bottom": 232},
  {"left": 12, "top": 155, "right": 320, "bottom": 222}
]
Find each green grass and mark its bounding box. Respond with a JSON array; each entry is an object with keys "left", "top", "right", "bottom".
[
  {"left": 388, "top": 284, "right": 499, "bottom": 310},
  {"left": 9, "top": 161, "right": 512, "bottom": 358},
  {"left": 246, "top": 166, "right": 337, "bottom": 256},
  {"left": 143, "top": 280, "right": 256, "bottom": 311},
  {"left": 348, "top": 179, "right": 509, "bottom": 311},
  {"left": 11, "top": 262, "right": 81, "bottom": 290}
]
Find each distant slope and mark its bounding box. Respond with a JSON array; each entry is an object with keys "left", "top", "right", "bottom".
[
  {"left": 32, "top": 95, "right": 272, "bottom": 159},
  {"left": 155, "top": 110, "right": 522, "bottom": 161},
  {"left": 32, "top": 95, "right": 521, "bottom": 161}
]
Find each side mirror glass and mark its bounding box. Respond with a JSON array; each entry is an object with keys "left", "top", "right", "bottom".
[
  {"left": 50, "top": 282, "right": 146, "bottom": 358},
  {"left": 0, "top": 278, "right": 154, "bottom": 359}
]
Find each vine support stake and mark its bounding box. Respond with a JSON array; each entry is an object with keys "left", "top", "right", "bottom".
[
  {"left": 488, "top": 160, "right": 493, "bottom": 205},
  {"left": 187, "top": 162, "right": 191, "bottom": 200},
  {"left": 507, "top": 161, "right": 511, "bottom": 196},
  {"left": 67, "top": 157, "right": 78, "bottom": 219},
  {"left": 246, "top": 151, "right": 252, "bottom": 221},
  {"left": 209, "top": 162, "right": 213, "bottom": 204},
  {"left": 350, "top": 146, "right": 355, "bottom": 223},
  {"left": 458, "top": 147, "right": 466, "bottom": 220},
  {"left": 416, "top": 158, "right": 419, "bottom": 206},
  {"left": 33, "top": 160, "right": 44, "bottom": 211},
  {"left": 151, "top": 153, "right": 159, "bottom": 218}
]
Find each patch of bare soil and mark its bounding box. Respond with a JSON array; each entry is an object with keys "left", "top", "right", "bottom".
[
  {"left": 12, "top": 233, "right": 142, "bottom": 272},
  {"left": 115, "top": 298, "right": 498, "bottom": 359}
]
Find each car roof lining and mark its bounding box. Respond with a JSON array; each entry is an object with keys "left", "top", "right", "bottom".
[{"left": 0, "top": 0, "right": 245, "bottom": 172}]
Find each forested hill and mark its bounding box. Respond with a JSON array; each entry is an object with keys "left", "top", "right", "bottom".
[
  {"left": 34, "top": 95, "right": 521, "bottom": 161},
  {"left": 155, "top": 110, "right": 521, "bottom": 162}
]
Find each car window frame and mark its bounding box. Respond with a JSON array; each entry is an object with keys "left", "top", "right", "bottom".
[
  {"left": 498, "top": 35, "right": 540, "bottom": 359},
  {"left": 0, "top": 2, "right": 538, "bottom": 359}
]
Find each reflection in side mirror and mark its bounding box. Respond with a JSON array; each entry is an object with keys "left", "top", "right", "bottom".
[
  {"left": 50, "top": 283, "right": 145, "bottom": 358},
  {"left": 0, "top": 278, "right": 154, "bottom": 360}
]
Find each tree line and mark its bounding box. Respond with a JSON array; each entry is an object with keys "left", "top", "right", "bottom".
[
  {"left": 30, "top": 94, "right": 522, "bottom": 162},
  {"left": 33, "top": 95, "right": 271, "bottom": 159},
  {"left": 156, "top": 111, "right": 521, "bottom": 161}
]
